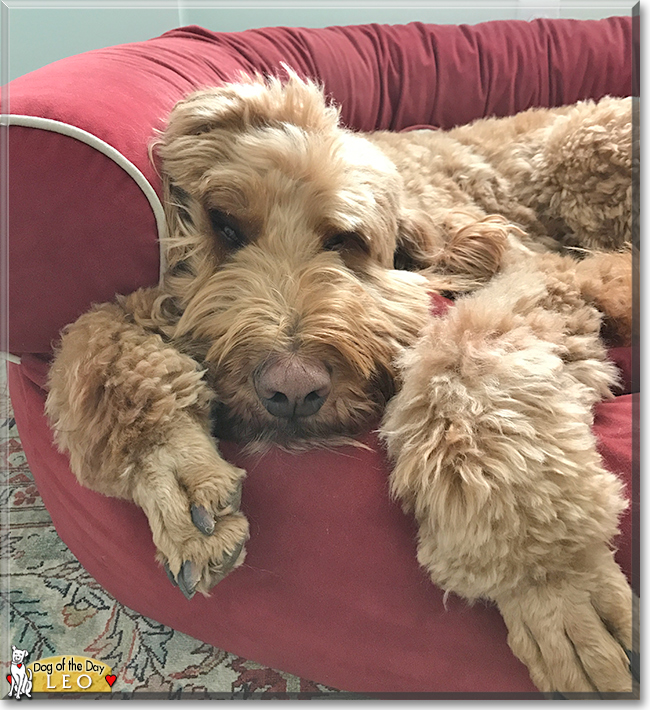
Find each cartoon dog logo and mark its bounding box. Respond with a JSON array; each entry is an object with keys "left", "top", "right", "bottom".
[{"left": 7, "top": 646, "right": 32, "bottom": 700}]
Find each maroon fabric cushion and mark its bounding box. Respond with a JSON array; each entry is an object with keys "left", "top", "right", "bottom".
[
  {"left": 7, "top": 17, "right": 636, "bottom": 693},
  {"left": 8, "top": 360, "right": 634, "bottom": 693},
  {"left": 8, "top": 128, "right": 161, "bottom": 353},
  {"left": 7, "top": 17, "right": 632, "bottom": 355}
]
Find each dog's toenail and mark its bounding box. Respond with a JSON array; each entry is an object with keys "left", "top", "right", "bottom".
[
  {"left": 191, "top": 504, "right": 215, "bottom": 535},
  {"left": 164, "top": 561, "right": 178, "bottom": 587},
  {"left": 177, "top": 580, "right": 195, "bottom": 600},
  {"left": 177, "top": 560, "right": 198, "bottom": 600},
  {"left": 224, "top": 484, "right": 242, "bottom": 512},
  {"left": 625, "top": 649, "right": 639, "bottom": 682},
  {"left": 221, "top": 541, "right": 245, "bottom": 570},
  {"left": 214, "top": 484, "right": 243, "bottom": 516}
]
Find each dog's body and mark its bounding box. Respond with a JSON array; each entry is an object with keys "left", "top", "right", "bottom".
[
  {"left": 8, "top": 646, "right": 32, "bottom": 699},
  {"left": 46, "top": 74, "right": 634, "bottom": 693}
]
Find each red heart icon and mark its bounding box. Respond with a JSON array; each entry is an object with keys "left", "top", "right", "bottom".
[
  {"left": 105, "top": 675, "right": 117, "bottom": 688},
  {"left": 6, "top": 675, "right": 11, "bottom": 684},
  {"left": 16, "top": 664, "right": 22, "bottom": 669}
]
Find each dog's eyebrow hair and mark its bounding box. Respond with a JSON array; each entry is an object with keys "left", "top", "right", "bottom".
[{"left": 169, "top": 182, "right": 191, "bottom": 202}]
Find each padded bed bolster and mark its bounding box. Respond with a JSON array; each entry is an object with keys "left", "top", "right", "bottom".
[{"left": 7, "top": 17, "right": 633, "bottom": 356}]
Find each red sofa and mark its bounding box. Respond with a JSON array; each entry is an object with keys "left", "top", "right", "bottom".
[{"left": 6, "top": 17, "right": 637, "bottom": 695}]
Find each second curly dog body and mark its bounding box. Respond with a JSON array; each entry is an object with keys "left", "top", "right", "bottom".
[{"left": 46, "top": 74, "right": 634, "bottom": 693}]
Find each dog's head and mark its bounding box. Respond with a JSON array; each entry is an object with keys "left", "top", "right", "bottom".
[
  {"left": 11, "top": 647, "right": 28, "bottom": 664},
  {"left": 155, "top": 72, "right": 430, "bottom": 447}
]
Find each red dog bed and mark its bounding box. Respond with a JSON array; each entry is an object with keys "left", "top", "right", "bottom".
[{"left": 7, "top": 17, "right": 636, "bottom": 694}]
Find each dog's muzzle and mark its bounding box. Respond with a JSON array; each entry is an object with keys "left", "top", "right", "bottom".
[{"left": 254, "top": 354, "right": 331, "bottom": 419}]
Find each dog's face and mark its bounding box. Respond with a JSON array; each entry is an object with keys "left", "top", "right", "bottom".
[
  {"left": 156, "top": 74, "right": 430, "bottom": 447},
  {"left": 11, "top": 647, "right": 28, "bottom": 664}
]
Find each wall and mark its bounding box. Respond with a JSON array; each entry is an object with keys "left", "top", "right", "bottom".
[{"left": 2, "top": 1, "right": 634, "bottom": 83}]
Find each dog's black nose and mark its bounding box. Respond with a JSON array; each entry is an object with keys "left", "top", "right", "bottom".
[{"left": 255, "top": 355, "right": 331, "bottom": 418}]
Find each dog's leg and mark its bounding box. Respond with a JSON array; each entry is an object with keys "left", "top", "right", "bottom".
[
  {"left": 24, "top": 670, "right": 32, "bottom": 698},
  {"left": 573, "top": 249, "right": 636, "bottom": 347},
  {"left": 527, "top": 97, "right": 633, "bottom": 251},
  {"left": 381, "top": 264, "right": 633, "bottom": 693},
  {"left": 18, "top": 672, "right": 27, "bottom": 698},
  {"left": 447, "top": 97, "right": 633, "bottom": 252},
  {"left": 46, "top": 297, "right": 248, "bottom": 597},
  {"left": 514, "top": 248, "right": 635, "bottom": 349}
]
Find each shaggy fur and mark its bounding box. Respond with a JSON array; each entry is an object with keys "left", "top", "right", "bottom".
[{"left": 46, "top": 73, "right": 634, "bottom": 694}]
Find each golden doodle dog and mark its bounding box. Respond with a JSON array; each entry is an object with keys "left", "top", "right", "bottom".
[{"left": 46, "top": 73, "right": 635, "bottom": 694}]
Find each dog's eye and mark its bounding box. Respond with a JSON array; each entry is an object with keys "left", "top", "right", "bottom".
[
  {"left": 323, "top": 231, "right": 367, "bottom": 254},
  {"left": 208, "top": 209, "right": 247, "bottom": 250}
]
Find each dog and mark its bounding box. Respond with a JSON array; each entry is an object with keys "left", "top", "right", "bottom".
[
  {"left": 45, "top": 72, "right": 634, "bottom": 693},
  {"left": 8, "top": 646, "right": 33, "bottom": 699}
]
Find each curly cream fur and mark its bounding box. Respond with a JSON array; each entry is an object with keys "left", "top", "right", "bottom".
[
  {"left": 46, "top": 72, "right": 634, "bottom": 692},
  {"left": 381, "top": 256, "right": 631, "bottom": 692}
]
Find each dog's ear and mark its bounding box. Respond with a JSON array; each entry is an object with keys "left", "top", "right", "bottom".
[
  {"left": 12, "top": 645, "right": 16, "bottom": 652},
  {"left": 396, "top": 208, "right": 512, "bottom": 290},
  {"left": 164, "top": 71, "right": 339, "bottom": 139},
  {"left": 158, "top": 175, "right": 212, "bottom": 302},
  {"left": 165, "top": 81, "right": 273, "bottom": 137},
  {"left": 394, "top": 209, "right": 440, "bottom": 272}
]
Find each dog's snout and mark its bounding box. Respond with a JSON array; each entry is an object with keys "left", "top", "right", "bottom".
[{"left": 255, "top": 355, "right": 331, "bottom": 419}]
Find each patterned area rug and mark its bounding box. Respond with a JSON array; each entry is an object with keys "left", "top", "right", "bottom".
[{"left": 0, "top": 363, "right": 341, "bottom": 698}]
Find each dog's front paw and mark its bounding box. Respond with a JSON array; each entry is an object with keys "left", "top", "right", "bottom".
[
  {"left": 162, "top": 508, "right": 249, "bottom": 600},
  {"left": 132, "top": 416, "right": 250, "bottom": 599},
  {"left": 159, "top": 478, "right": 249, "bottom": 600},
  {"left": 497, "top": 559, "right": 633, "bottom": 694}
]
